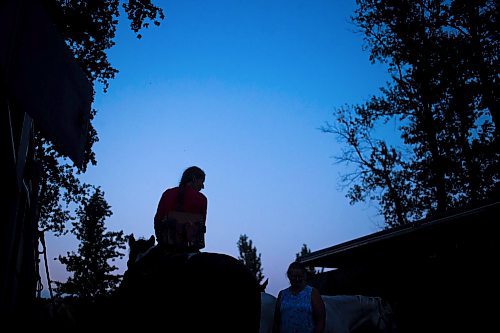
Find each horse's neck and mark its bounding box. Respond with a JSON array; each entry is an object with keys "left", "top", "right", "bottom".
[{"left": 326, "top": 295, "right": 381, "bottom": 330}]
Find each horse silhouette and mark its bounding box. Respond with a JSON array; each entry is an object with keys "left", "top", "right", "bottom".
[
  {"left": 260, "top": 292, "right": 397, "bottom": 333},
  {"left": 118, "top": 234, "right": 261, "bottom": 332}
]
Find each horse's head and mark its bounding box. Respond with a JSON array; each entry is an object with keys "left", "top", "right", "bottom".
[{"left": 127, "top": 234, "right": 155, "bottom": 267}]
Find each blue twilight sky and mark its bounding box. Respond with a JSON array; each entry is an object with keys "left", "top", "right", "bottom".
[{"left": 45, "top": 0, "right": 392, "bottom": 297}]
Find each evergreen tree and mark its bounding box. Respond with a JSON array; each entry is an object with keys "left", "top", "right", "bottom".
[
  {"left": 237, "top": 234, "right": 265, "bottom": 284},
  {"left": 55, "top": 188, "right": 127, "bottom": 300},
  {"left": 295, "top": 244, "right": 318, "bottom": 279}
]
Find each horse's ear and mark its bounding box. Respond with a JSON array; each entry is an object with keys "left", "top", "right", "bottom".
[
  {"left": 259, "top": 278, "right": 269, "bottom": 292},
  {"left": 128, "top": 234, "right": 136, "bottom": 246}
]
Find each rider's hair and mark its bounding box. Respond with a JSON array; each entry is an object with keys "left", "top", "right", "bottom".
[
  {"left": 286, "top": 261, "right": 307, "bottom": 276},
  {"left": 177, "top": 166, "right": 205, "bottom": 210},
  {"left": 179, "top": 166, "right": 205, "bottom": 187}
]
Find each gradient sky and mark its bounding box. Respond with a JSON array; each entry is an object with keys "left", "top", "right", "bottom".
[{"left": 44, "top": 0, "right": 391, "bottom": 297}]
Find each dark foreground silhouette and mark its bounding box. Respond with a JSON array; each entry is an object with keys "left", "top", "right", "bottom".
[
  {"left": 34, "top": 243, "right": 261, "bottom": 332},
  {"left": 119, "top": 247, "right": 261, "bottom": 332}
]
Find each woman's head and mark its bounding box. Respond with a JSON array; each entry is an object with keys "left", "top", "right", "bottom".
[
  {"left": 287, "top": 261, "right": 307, "bottom": 288},
  {"left": 179, "top": 166, "right": 206, "bottom": 191}
]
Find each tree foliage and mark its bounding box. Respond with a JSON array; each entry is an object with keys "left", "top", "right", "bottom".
[
  {"left": 323, "top": 0, "right": 498, "bottom": 227},
  {"left": 55, "top": 188, "right": 127, "bottom": 300},
  {"left": 36, "top": 0, "right": 164, "bottom": 235},
  {"left": 237, "top": 234, "right": 265, "bottom": 284},
  {"left": 295, "top": 244, "right": 318, "bottom": 280}
]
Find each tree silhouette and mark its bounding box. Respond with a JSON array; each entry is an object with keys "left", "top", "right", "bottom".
[
  {"left": 295, "top": 244, "right": 318, "bottom": 280},
  {"left": 323, "top": 0, "right": 498, "bottom": 227},
  {"left": 237, "top": 234, "right": 265, "bottom": 284},
  {"left": 37, "top": 0, "right": 164, "bottom": 236},
  {"left": 35, "top": 1, "right": 164, "bottom": 298},
  {"left": 55, "top": 188, "right": 126, "bottom": 300}
]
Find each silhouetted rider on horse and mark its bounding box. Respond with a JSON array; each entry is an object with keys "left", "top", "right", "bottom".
[
  {"left": 154, "top": 166, "right": 207, "bottom": 254},
  {"left": 120, "top": 166, "right": 260, "bottom": 332}
]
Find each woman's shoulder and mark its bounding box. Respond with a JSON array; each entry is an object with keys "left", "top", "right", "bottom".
[
  {"left": 164, "top": 186, "right": 179, "bottom": 193},
  {"left": 278, "top": 287, "right": 290, "bottom": 296},
  {"left": 160, "top": 187, "right": 178, "bottom": 198},
  {"left": 309, "top": 286, "right": 323, "bottom": 302},
  {"left": 306, "top": 285, "right": 318, "bottom": 294},
  {"left": 191, "top": 188, "right": 208, "bottom": 203}
]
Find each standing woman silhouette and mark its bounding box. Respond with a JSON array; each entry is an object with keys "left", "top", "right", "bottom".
[{"left": 273, "top": 261, "right": 326, "bottom": 333}]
